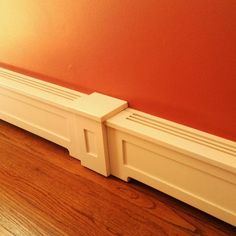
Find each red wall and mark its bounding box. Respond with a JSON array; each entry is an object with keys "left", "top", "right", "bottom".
[{"left": 1, "top": 1, "right": 236, "bottom": 141}]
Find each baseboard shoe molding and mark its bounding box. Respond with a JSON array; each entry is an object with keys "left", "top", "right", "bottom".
[
  {"left": 0, "top": 68, "right": 128, "bottom": 176},
  {"left": 1, "top": 67, "right": 236, "bottom": 226}
]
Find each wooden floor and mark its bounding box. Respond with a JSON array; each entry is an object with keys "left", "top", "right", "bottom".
[{"left": 0, "top": 120, "right": 235, "bottom": 236}]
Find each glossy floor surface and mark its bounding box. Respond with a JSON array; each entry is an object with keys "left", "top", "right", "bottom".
[{"left": 0, "top": 120, "right": 235, "bottom": 236}]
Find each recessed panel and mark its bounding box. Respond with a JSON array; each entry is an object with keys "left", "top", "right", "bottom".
[
  {"left": 84, "top": 129, "right": 97, "bottom": 158},
  {"left": 0, "top": 94, "right": 68, "bottom": 138},
  {"left": 122, "top": 140, "right": 236, "bottom": 212}
]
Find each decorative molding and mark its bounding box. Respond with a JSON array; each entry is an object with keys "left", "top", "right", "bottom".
[
  {"left": 106, "top": 109, "right": 236, "bottom": 226},
  {"left": 1, "top": 67, "right": 236, "bottom": 226},
  {"left": 0, "top": 68, "right": 128, "bottom": 176}
]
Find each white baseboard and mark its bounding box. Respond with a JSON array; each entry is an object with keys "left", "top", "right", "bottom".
[
  {"left": 0, "top": 68, "right": 127, "bottom": 176},
  {"left": 1, "top": 68, "right": 235, "bottom": 226},
  {"left": 106, "top": 109, "right": 236, "bottom": 226}
]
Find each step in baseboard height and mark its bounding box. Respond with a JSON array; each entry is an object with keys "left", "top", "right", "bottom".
[{"left": 1, "top": 67, "right": 236, "bottom": 226}]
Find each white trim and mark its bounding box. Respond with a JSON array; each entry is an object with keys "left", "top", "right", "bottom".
[
  {"left": 1, "top": 67, "right": 235, "bottom": 226},
  {"left": 106, "top": 109, "right": 236, "bottom": 226},
  {"left": 0, "top": 68, "right": 128, "bottom": 176}
]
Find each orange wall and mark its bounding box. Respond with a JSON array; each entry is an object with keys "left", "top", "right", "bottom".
[{"left": 0, "top": 0, "right": 236, "bottom": 141}]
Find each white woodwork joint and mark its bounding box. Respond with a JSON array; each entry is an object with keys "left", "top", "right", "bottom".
[
  {"left": 0, "top": 67, "right": 127, "bottom": 176},
  {"left": 1, "top": 67, "right": 235, "bottom": 226}
]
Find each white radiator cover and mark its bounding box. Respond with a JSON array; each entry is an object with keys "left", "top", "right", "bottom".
[
  {"left": 0, "top": 67, "right": 235, "bottom": 226},
  {"left": 0, "top": 68, "right": 128, "bottom": 176},
  {"left": 106, "top": 109, "right": 236, "bottom": 226}
]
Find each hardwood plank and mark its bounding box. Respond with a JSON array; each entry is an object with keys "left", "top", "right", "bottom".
[
  {"left": 0, "top": 225, "right": 14, "bottom": 236},
  {"left": 0, "top": 120, "right": 235, "bottom": 236}
]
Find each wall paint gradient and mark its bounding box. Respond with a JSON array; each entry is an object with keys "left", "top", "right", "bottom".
[{"left": 0, "top": 0, "right": 236, "bottom": 141}]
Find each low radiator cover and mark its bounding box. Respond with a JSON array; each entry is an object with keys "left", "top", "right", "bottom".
[{"left": 1, "top": 67, "right": 235, "bottom": 226}]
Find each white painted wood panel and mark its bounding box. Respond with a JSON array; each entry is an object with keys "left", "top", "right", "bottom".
[
  {"left": 107, "top": 109, "right": 236, "bottom": 226},
  {"left": 0, "top": 68, "right": 127, "bottom": 176},
  {"left": 1, "top": 67, "right": 235, "bottom": 226}
]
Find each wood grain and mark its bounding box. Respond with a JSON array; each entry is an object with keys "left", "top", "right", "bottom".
[{"left": 0, "top": 120, "right": 235, "bottom": 236}]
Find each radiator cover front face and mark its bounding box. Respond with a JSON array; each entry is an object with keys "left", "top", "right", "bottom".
[
  {"left": 0, "top": 68, "right": 127, "bottom": 176},
  {"left": 1, "top": 67, "right": 236, "bottom": 226},
  {"left": 106, "top": 109, "right": 236, "bottom": 226}
]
